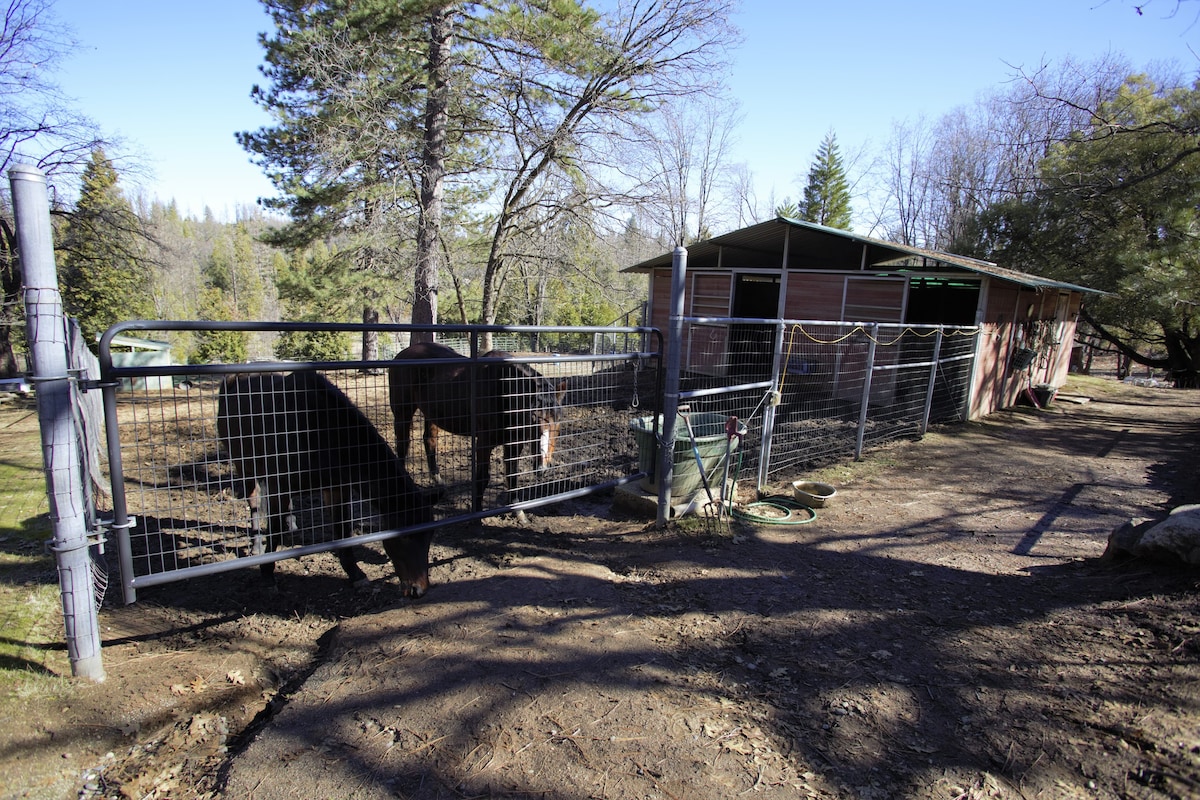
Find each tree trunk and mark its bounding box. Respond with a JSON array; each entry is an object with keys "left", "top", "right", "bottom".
[
  {"left": 362, "top": 305, "right": 380, "bottom": 368},
  {"left": 0, "top": 221, "right": 21, "bottom": 377},
  {"left": 1164, "top": 326, "right": 1200, "bottom": 388},
  {"left": 411, "top": 7, "right": 451, "bottom": 344}
]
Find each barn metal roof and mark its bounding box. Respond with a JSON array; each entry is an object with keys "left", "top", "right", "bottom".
[{"left": 623, "top": 217, "right": 1101, "bottom": 294}]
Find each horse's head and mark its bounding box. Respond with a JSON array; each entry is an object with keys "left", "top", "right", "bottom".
[
  {"left": 532, "top": 377, "right": 568, "bottom": 471},
  {"left": 486, "top": 354, "right": 568, "bottom": 472}
]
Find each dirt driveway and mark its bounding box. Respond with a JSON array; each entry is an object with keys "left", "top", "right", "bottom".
[{"left": 3, "top": 374, "right": 1199, "bottom": 799}]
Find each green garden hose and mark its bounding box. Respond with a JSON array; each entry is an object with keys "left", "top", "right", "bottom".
[{"left": 731, "top": 496, "right": 817, "bottom": 525}]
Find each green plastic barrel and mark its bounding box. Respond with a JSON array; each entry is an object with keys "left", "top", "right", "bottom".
[{"left": 629, "top": 413, "right": 746, "bottom": 497}]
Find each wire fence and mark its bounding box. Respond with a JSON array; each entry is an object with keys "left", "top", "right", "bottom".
[
  {"left": 91, "top": 317, "right": 976, "bottom": 602},
  {"left": 96, "top": 322, "right": 661, "bottom": 602},
  {"left": 670, "top": 320, "right": 979, "bottom": 485}
]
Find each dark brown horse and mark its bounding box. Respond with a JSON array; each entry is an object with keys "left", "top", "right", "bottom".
[
  {"left": 217, "top": 371, "right": 437, "bottom": 597},
  {"left": 388, "top": 342, "right": 566, "bottom": 511}
]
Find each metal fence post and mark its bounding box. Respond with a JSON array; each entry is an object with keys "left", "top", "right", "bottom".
[
  {"left": 854, "top": 323, "right": 878, "bottom": 460},
  {"left": 755, "top": 320, "right": 785, "bottom": 493},
  {"left": 657, "top": 246, "right": 687, "bottom": 527},
  {"left": 11, "top": 164, "right": 106, "bottom": 682},
  {"left": 920, "top": 327, "right": 945, "bottom": 436}
]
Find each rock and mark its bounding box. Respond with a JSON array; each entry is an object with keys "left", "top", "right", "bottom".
[
  {"left": 1103, "top": 505, "right": 1200, "bottom": 565},
  {"left": 1140, "top": 504, "right": 1200, "bottom": 564},
  {"left": 1102, "top": 517, "right": 1157, "bottom": 561}
]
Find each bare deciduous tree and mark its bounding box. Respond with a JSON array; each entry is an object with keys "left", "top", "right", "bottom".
[
  {"left": 868, "top": 55, "right": 1137, "bottom": 250},
  {"left": 0, "top": 0, "right": 109, "bottom": 376},
  {"left": 633, "top": 93, "right": 743, "bottom": 245},
  {"left": 471, "top": 0, "right": 738, "bottom": 344}
]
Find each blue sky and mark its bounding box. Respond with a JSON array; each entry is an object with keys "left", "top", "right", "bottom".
[{"left": 50, "top": 0, "right": 1198, "bottom": 221}]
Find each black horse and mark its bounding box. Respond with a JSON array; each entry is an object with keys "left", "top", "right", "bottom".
[
  {"left": 388, "top": 342, "right": 566, "bottom": 511},
  {"left": 217, "top": 371, "right": 436, "bottom": 597}
]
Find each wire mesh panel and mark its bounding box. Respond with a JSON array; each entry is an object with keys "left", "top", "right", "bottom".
[
  {"left": 771, "top": 323, "right": 870, "bottom": 476},
  {"left": 860, "top": 330, "right": 938, "bottom": 447},
  {"left": 98, "top": 322, "right": 661, "bottom": 601},
  {"left": 929, "top": 332, "right": 978, "bottom": 423},
  {"left": 675, "top": 319, "right": 777, "bottom": 485},
  {"left": 768, "top": 322, "right": 979, "bottom": 478},
  {"left": 109, "top": 369, "right": 407, "bottom": 585},
  {"left": 668, "top": 320, "right": 981, "bottom": 485}
]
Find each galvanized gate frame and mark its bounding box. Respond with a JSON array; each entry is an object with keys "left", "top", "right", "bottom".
[{"left": 97, "top": 320, "right": 662, "bottom": 604}]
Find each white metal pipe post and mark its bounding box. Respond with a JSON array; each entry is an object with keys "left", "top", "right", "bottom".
[
  {"left": 854, "top": 323, "right": 879, "bottom": 461},
  {"left": 656, "top": 246, "right": 687, "bottom": 527},
  {"left": 11, "top": 164, "right": 105, "bottom": 682},
  {"left": 920, "top": 327, "right": 945, "bottom": 436}
]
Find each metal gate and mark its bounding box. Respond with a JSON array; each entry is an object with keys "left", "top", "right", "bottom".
[{"left": 97, "top": 321, "right": 662, "bottom": 603}]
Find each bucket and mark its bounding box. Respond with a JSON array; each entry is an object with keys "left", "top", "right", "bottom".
[
  {"left": 792, "top": 480, "right": 837, "bottom": 508},
  {"left": 629, "top": 413, "right": 747, "bottom": 498},
  {"left": 1032, "top": 384, "right": 1057, "bottom": 407},
  {"left": 1011, "top": 347, "right": 1036, "bottom": 370}
]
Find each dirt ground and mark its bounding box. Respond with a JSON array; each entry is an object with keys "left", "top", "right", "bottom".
[{"left": 3, "top": 373, "right": 1199, "bottom": 800}]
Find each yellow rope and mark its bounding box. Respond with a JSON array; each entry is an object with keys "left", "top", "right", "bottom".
[
  {"left": 778, "top": 324, "right": 983, "bottom": 395},
  {"left": 789, "top": 323, "right": 981, "bottom": 346}
]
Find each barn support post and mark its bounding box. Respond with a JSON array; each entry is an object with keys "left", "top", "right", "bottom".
[
  {"left": 919, "top": 327, "right": 944, "bottom": 436},
  {"left": 854, "top": 323, "right": 879, "bottom": 460},
  {"left": 10, "top": 164, "right": 106, "bottom": 683},
  {"left": 656, "top": 246, "right": 687, "bottom": 528}
]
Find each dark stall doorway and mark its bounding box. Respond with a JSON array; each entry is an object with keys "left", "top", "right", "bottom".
[
  {"left": 905, "top": 278, "right": 980, "bottom": 326},
  {"left": 730, "top": 274, "right": 780, "bottom": 378}
]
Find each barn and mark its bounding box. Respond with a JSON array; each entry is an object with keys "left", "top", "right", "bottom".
[{"left": 624, "top": 216, "right": 1099, "bottom": 419}]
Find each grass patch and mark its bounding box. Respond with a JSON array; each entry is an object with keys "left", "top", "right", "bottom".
[
  {"left": 1061, "top": 373, "right": 1139, "bottom": 399},
  {"left": 786, "top": 445, "right": 905, "bottom": 490},
  {"left": 0, "top": 404, "right": 73, "bottom": 695}
]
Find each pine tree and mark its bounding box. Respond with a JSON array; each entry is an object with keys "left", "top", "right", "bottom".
[
  {"left": 970, "top": 76, "right": 1200, "bottom": 387},
  {"left": 242, "top": 0, "right": 733, "bottom": 350},
  {"left": 774, "top": 198, "right": 801, "bottom": 219},
  {"left": 799, "top": 132, "right": 853, "bottom": 229},
  {"left": 273, "top": 243, "right": 352, "bottom": 361},
  {"left": 191, "top": 223, "right": 265, "bottom": 363},
  {"left": 58, "top": 149, "right": 154, "bottom": 346}
]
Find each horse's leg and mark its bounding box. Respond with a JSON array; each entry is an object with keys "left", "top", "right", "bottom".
[
  {"left": 472, "top": 441, "right": 493, "bottom": 513},
  {"left": 325, "top": 486, "right": 369, "bottom": 586},
  {"left": 502, "top": 439, "right": 532, "bottom": 525},
  {"left": 234, "top": 478, "right": 266, "bottom": 555},
  {"left": 393, "top": 405, "right": 416, "bottom": 473},
  {"left": 388, "top": 366, "right": 418, "bottom": 477},
  {"left": 247, "top": 481, "right": 265, "bottom": 554},
  {"left": 423, "top": 419, "right": 443, "bottom": 486},
  {"left": 258, "top": 486, "right": 290, "bottom": 585}
]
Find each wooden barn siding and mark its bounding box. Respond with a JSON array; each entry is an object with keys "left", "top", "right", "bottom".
[
  {"left": 687, "top": 273, "right": 732, "bottom": 374},
  {"left": 784, "top": 273, "right": 844, "bottom": 319},
  {"left": 783, "top": 273, "right": 905, "bottom": 322},
  {"left": 647, "top": 269, "right": 732, "bottom": 373},
  {"left": 843, "top": 277, "right": 906, "bottom": 323},
  {"left": 649, "top": 269, "right": 672, "bottom": 333},
  {"left": 969, "top": 283, "right": 1078, "bottom": 419},
  {"left": 1043, "top": 292, "right": 1079, "bottom": 389}
]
